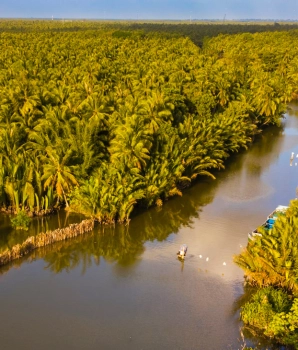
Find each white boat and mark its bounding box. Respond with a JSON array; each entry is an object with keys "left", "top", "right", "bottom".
[
  {"left": 248, "top": 205, "right": 288, "bottom": 240},
  {"left": 177, "top": 244, "right": 188, "bottom": 259}
]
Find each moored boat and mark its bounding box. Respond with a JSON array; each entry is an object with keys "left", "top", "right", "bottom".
[{"left": 248, "top": 205, "right": 288, "bottom": 240}]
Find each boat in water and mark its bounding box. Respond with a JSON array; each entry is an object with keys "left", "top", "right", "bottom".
[
  {"left": 248, "top": 205, "right": 288, "bottom": 240},
  {"left": 177, "top": 244, "right": 188, "bottom": 259}
]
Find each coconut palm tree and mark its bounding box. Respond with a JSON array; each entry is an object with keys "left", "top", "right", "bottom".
[{"left": 41, "top": 147, "right": 78, "bottom": 207}]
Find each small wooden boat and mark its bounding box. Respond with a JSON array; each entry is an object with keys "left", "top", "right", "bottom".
[
  {"left": 177, "top": 244, "right": 188, "bottom": 259},
  {"left": 248, "top": 205, "right": 288, "bottom": 240}
]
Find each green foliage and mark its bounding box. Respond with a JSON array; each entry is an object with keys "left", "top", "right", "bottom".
[
  {"left": 10, "top": 211, "right": 31, "bottom": 230},
  {"left": 236, "top": 200, "right": 298, "bottom": 348},
  {"left": 268, "top": 298, "right": 298, "bottom": 347},
  {"left": 0, "top": 21, "right": 297, "bottom": 222},
  {"left": 69, "top": 164, "right": 144, "bottom": 224},
  {"left": 241, "top": 287, "right": 290, "bottom": 326},
  {"left": 240, "top": 288, "right": 298, "bottom": 349},
  {"left": 234, "top": 199, "right": 298, "bottom": 294}
]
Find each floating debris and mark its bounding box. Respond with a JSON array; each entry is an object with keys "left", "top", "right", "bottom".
[
  {"left": 199, "top": 255, "right": 202, "bottom": 258},
  {"left": 223, "top": 262, "right": 226, "bottom": 266},
  {"left": 206, "top": 257, "right": 209, "bottom": 262}
]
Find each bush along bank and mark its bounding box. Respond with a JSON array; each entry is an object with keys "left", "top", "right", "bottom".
[{"left": 234, "top": 200, "right": 298, "bottom": 349}]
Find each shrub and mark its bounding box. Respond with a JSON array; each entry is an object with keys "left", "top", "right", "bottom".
[
  {"left": 10, "top": 211, "right": 31, "bottom": 230},
  {"left": 241, "top": 287, "right": 298, "bottom": 349}
]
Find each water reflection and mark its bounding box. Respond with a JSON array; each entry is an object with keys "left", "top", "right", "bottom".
[
  {"left": 0, "top": 210, "right": 84, "bottom": 252},
  {"left": 30, "top": 189, "right": 214, "bottom": 274},
  {"left": 0, "top": 114, "right": 290, "bottom": 276},
  {"left": 287, "top": 103, "right": 298, "bottom": 117}
]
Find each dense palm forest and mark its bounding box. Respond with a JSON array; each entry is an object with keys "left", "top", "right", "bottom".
[{"left": 1, "top": 21, "right": 298, "bottom": 223}]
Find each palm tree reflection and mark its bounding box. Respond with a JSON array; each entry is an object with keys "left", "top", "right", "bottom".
[{"left": 43, "top": 190, "right": 213, "bottom": 274}]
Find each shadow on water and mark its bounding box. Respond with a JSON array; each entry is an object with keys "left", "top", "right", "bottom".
[
  {"left": 287, "top": 102, "right": 298, "bottom": 117},
  {"left": 217, "top": 122, "right": 284, "bottom": 176},
  {"left": 0, "top": 210, "right": 84, "bottom": 253}
]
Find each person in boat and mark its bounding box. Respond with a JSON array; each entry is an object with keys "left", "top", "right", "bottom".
[{"left": 177, "top": 244, "right": 188, "bottom": 258}]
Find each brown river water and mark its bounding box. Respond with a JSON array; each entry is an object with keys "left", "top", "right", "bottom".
[{"left": 0, "top": 104, "right": 298, "bottom": 350}]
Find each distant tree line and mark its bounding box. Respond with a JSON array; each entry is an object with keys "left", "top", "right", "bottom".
[{"left": 1, "top": 20, "right": 298, "bottom": 47}]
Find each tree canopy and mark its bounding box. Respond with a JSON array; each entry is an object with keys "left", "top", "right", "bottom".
[{"left": 0, "top": 21, "right": 298, "bottom": 223}]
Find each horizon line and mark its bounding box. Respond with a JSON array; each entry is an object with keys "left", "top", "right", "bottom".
[{"left": 0, "top": 17, "right": 297, "bottom": 22}]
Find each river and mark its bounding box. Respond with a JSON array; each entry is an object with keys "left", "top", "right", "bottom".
[{"left": 0, "top": 104, "right": 298, "bottom": 350}]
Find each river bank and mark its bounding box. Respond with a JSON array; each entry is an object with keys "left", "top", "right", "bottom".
[{"left": 0, "top": 219, "right": 94, "bottom": 267}]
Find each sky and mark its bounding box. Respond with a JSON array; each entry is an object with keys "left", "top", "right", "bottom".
[{"left": 0, "top": 0, "right": 297, "bottom": 20}]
